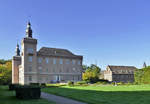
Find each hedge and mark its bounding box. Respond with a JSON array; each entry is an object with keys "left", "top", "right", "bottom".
[
  {"left": 30, "top": 83, "right": 40, "bottom": 86},
  {"left": 40, "top": 83, "right": 46, "bottom": 88},
  {"left": 76, "top": 81, "right": 87, "bottom": 85},
  {"left": 15, "top": 85, "right": 41, "bottom": 99},
  {"left": 9, "top": 84, "right": 20, "bottom": 91}
]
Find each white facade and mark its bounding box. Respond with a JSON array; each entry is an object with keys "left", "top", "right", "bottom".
[{"left": 12, "top": 22, "right": 83, "bottom": 85}]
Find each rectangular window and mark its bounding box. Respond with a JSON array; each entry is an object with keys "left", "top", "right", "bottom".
[
  {"left": 78, "top": 60, "right": 81, "bottom": 65},
  {"left": 53, "top": 59, "right": 56, "bottom": 64},
  {"left": 53, "top": 68, "right": 55, "bottom": 72},
  {"left": 28, "top": 56, "right": 32, "bottom": 62},
  {"left": 45, "top": 58, "right": 49, "bottom": 64},
  {"left": 73, "top": 67, "right": 76, "bottom": 71},
  {"left": 39, "top": 77, "right": 43, "bottom": 81},
  {"left": 59, "top": 59, "right": 63, "bottom": 64},
  {"left": 28, "top": 66, "right": 32, "bottom": 72},
  {"left": 38, "top": 57, "right": 42, "bottom": 63},
  {"left": 46, "top": 77, "right": 48, "bottom": 81},
  {"left": 29, "top": 76, "right": 32, "bottom": 81},
  {"left": 46, "top": 68, "right": 48, "bottom": 72},
  {"left": 72, "top": 60, "right": 76, "bottom": 65},
  {"left": 39, "top": 67, "right": 42, "bottom": 73},
  {"left": 66, "top": 59, "right": 70, "bottom": 64},
  {"left": 27, "top": 48, "right": 34, "bottom": 54}
]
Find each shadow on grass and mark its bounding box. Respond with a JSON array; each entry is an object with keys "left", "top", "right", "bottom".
[{"left": 42, "top": 86, "right": 150, "bottom": 104}]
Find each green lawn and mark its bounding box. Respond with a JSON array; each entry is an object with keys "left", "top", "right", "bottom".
[
  {"left": 42, "top": 84, "right": 150, "bottom": 104},
  {"left": 0, "top": 86, "right": 55, "bottom": 104}
]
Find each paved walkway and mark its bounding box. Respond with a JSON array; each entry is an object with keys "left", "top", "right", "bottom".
[{"left": 41, "top": 92, "right": 87, "bottom": 104}]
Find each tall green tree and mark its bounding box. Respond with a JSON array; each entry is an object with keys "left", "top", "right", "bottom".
[
  {"left": 134, "top": 66, "right": 150, "bottom": 84},
  {"left": 82, "top": 64, "right": 101, "bottom": 83},
  {"left": 0, "top": 60, "right": 12, "bottom": 85}
]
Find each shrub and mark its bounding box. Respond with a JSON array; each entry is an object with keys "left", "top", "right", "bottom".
[
  {"left": 9, "top": 84, "right": 20, "bottom": 91},
  {"left": 40, "top": 83, "right": 46, "bottom": 88},
  {"left": 111, "top": 82, "right": 115, "bottom": 85},
  {"left": 30, "top": 83, "right": 40, "bottom": 86},
  {"left": 68, "top": 81, "right": 74, "bottom": 86},
  {"left": 76, "top": 81, "right": 87, "bottom": 85},
  {"left": 95, "top": 81, "right": 108, "bottom": 85},
  {"left": 133, "top": 82, "right": 139, "bottom": 85},
  {"left": 98, "top": 79, "right": 109, "bottom": 83},
  {"left": 82, "top": 71, "right": 99, "bottom": 83},
  {"left": 82, "top": 64, "right": 101, "bottom": 83},
  {"left": 125, "top": 81, "right": 133, "bottom": 85},
  {"left": 15, "top": 85, "right": 41, "bottom": 99},
  {"left": 117, "top": 82, "right": 125, "bottom": 85},
  {"left": 134, "top": 66, "right": 150, "bottom": 84}
]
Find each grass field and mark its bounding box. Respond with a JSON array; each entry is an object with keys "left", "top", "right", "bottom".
[
  {"left": 42, "top": 84, "right": 150, "bottom": 104},
  {"left": 0, "top": 86, "right": 55, "bottom": 104}
]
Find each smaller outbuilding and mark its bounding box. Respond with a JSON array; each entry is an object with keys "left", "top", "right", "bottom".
[{"left": 104, "top": 65, "right": 137, "bottom": 83}]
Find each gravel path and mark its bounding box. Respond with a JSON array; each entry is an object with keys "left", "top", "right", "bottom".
[{"left": 41, "top": 92, "right": 87, "bottom": 104}]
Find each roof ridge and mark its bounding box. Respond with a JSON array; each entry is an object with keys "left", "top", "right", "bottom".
[
  {"left": 108, "top": 65, "right": 136, "bottom": 67},
  {"left": 41, "top": 47, "right": 69, "bottom": 50}
]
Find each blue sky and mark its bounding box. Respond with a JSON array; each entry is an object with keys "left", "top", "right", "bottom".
[{"left": 0, "top": 0, "right": 150, "bottom": 69}]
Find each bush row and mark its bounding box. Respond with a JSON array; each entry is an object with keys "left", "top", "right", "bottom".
[
  {"left": 9, "top": 84, "right": 42, "bottom": 99},
  {"left": 30, "top": 83, "right": 46, "bottom": 87},
  {"left": 9, "top": 83, "right": 46, "bottom": 91},
  {"left": 15, "top": 85, "right": 41, "bottom": 99},
  {"left": 9, "top": 84, "right": 21, "bottom": 90}
]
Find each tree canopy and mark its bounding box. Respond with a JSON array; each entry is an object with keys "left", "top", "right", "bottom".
[
  {"left": 82, "top": 64, "right": 101, "bottom": 83},
  {"left": 0, "top": 59, "right": 12, "bottom": 85},
  {"left": 134, "top": 66, "right": 150, "bottom": 84}
]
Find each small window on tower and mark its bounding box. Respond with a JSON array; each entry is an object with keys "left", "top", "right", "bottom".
[
  {"left": 27, "top": 48, "right": 34, "bottom": 54},
  {"left": 28, "top": 56, "right": 32, "bottom": 62},
  {"left": 28, "top": 66, "right": 32, "bottom": 72}
]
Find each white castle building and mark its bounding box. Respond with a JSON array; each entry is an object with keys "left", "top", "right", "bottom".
[{"left": 12, "top": 22, "right": 83, "bottom": 85}]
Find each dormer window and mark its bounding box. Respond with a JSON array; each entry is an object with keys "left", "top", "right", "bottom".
[{"left": 28, "top": 56, "right": 32, "bottom": 62}]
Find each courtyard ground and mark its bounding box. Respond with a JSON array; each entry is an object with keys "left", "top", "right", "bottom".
[
  {"left": 0, "top": 86, "right": 55, "bottom": 104},
  {"left": 42, "top": 84, "right": 150, "bottom": 104}
]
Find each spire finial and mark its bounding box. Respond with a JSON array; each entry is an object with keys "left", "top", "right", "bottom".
[
  {"left": 15, "top": 43, "right": 20, "bottom": 56},
  {"left": 26, "top": 21, "right": 32, "bottom": 38},
  {"left": 143, "top": 62, "right": 147, "bottom": 68}
]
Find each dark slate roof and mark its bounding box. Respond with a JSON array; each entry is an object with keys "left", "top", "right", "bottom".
[
  {"left": 37, "top": 47, "right": 83, "bottom": 59},
  {"left": 107, "top": 65, "right": 137, "bottom": 74}
]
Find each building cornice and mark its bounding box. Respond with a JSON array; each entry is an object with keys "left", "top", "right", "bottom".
[
  {"left": 22, "top": 37, "right": 37, "bottom": 44},
  {"left": 12, "top": 56, "right": 21, "bottom": 61}
]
